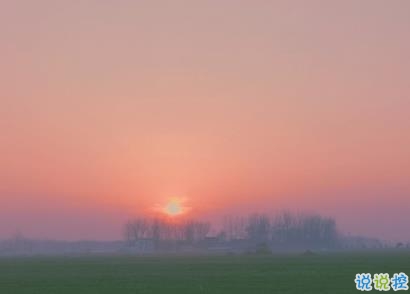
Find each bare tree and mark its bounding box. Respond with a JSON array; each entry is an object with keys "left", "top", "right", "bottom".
[
  {"left": 271, "top": 211, "right": 339, "bottom": 249},
  {"left": 182, "top": 220, "right": 211, "bottom": 244},
  {"left": 246, "top": 213, "right": 271, "bottom": 244},
  {"left": 124, "top": 218, "right": 150, "bottom": 244},
  {"left": 223, "top": 216, "right": 246, "bottom": 241}
]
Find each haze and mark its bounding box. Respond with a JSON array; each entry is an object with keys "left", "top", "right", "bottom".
[{"left": 1, "top": 1, "right": 409, "bottom": 241}]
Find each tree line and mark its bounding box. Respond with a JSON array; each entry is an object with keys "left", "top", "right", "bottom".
[{"left": 124, "top": 211, "right": 339, "bottom": 250}]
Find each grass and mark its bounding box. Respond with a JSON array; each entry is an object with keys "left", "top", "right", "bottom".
[{"left": 1, "top": 251, "right": 409, "bottom": 293}]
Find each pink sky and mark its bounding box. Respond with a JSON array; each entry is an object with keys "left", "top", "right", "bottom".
[{"left": 1, "top": 1, "right": 410, "bottom": 241}]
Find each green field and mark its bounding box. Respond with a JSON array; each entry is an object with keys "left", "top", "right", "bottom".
[{"left": 1, "top": 252, "right": 409, "bottom": 293}]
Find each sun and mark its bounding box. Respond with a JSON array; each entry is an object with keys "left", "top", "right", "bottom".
[
  {"left": 165, "top": 200, "right": 182, "bottom": 216},
  {"left": 162, "top": 198, "right": 188, "bottom": 217}
]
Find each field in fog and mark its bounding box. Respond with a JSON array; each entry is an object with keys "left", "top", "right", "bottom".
[{"left": 1, "top": 252, "right": 409, "bottom": 294}]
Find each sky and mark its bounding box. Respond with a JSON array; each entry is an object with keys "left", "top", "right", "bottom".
[{"left": 1, "top": 0, "right": 409, "bottom": 241}]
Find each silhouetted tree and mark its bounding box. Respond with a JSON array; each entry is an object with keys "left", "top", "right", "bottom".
[
  {"left": 246, "top": 214, "right": 271, "bottom": 244},
  {"left": 124, "top": 218, "right": 149, "bottom": 244},
  {"left": 223, "top": 216, "right": 247, "bottom": 240}
]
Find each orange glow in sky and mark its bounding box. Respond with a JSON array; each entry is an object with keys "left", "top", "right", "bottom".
[{"left": 1, "top": 1, "right": 410, "bottom": 241}]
